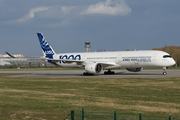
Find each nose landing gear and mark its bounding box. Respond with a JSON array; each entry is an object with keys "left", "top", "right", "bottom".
[{"left": 163, "top": 67, "right": 168, "bottom": 75}]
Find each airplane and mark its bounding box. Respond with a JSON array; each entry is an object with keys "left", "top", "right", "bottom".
[{"left": 37, "top": 33, "right": 176, "bottom": 75}]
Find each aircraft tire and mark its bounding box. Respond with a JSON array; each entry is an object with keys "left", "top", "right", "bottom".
[
  {"left": 163, "top": 72, "right": 167, "bottom": 75},
  {"left": 104, "top": 71, "right": 115, "bottom": 75}
]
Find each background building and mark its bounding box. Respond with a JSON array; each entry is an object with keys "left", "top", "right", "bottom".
[
  {"left": 0, "top": 54, "right": 56, "bottom": 67},
  {"left": 85, "top": 41, "right": 91, "bottom": 52}
]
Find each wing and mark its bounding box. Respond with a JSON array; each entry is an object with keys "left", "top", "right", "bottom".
[{"left": 46, "top": 58, "right": 117, "bottom": 67}]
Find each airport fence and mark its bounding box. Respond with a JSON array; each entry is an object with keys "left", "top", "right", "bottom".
[{"left": 64, "top": 109, "right": 180, "bottom": 120}]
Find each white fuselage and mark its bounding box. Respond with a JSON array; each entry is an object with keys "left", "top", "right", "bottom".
[
  {"left": 36, "top": 33, "right": 176, "bottom": 74},
  {"left": 52, "top": 50, "right": 175, "bottom": 69}
]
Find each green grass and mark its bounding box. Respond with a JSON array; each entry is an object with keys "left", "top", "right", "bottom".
[{"left": 1, "top": 75, "right": 180, "bottom": 119}]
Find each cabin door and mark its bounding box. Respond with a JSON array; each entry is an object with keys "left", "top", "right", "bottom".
[{"left": 153, "top": 53, "right": 157, "bottom": 61}]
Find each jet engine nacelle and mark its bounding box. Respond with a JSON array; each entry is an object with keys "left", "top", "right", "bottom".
[
  {"left": 126, "top": 68, "right": 143, "bottom": 72},
  {"left": 85, "top": 63, "right": 102, "bottom": 74}
]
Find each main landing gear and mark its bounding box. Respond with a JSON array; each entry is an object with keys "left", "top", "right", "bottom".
[
  {"left": 163, "top": 67, "right": 168, "bottom": 75},
  {"left": 104, "top": 69, "right": 115, "bottom": 75}
]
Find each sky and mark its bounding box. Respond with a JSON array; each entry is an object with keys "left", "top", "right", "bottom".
[{"left": 0, "top": 0, "right": 180, "bottom": 56}]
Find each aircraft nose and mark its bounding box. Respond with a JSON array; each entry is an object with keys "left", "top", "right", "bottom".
[{"left": 171, "top": 59, "right": 176, "bottom": 66}]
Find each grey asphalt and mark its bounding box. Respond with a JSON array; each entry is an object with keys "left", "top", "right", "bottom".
[{"left": 0, "top": 69, "right": 180, "bottom": 78}]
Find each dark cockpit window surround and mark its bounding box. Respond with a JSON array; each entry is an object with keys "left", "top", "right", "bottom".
[{"left": 163, "top": 55, "right": 172, "bottom": 58}]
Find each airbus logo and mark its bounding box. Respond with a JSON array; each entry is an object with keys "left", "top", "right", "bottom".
[{"left": 123, "top": 58, "right": 151, "bottom": 62}]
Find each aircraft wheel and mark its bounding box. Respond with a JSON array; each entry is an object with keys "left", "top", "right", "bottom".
[
  {"left": 104, "top": 71, "right": 115, "bottom": 75},
  {"left": 163, "top": 72, "right": 167, "bottom": 75}
]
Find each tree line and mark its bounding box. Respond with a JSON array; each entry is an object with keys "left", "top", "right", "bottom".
[{"left": 152, "top": 46, "right": 180, "bottom": 67}]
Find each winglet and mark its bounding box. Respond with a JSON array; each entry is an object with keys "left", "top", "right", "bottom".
[{"left": 6, "top": 52, "right": 16, "bottom": 58}]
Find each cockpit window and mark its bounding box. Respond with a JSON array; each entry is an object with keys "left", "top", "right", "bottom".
[{"left": 163, "top": 55, "right": 172, "bottom": 58}]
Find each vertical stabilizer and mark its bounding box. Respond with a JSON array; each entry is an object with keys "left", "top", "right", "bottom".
[{"left": 37, "top": 33, "right": 56, "bottom": 58}]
